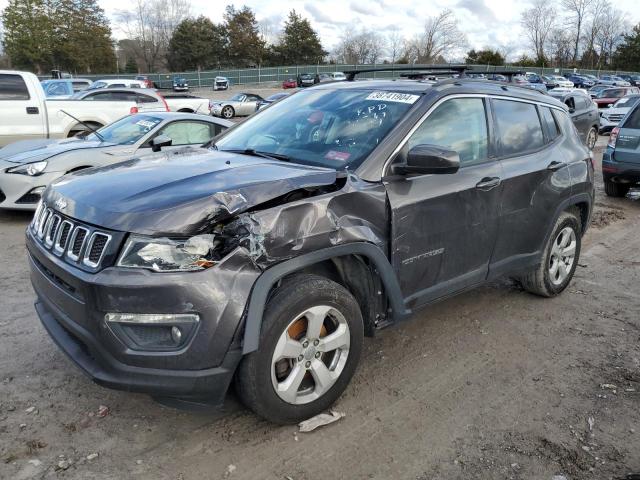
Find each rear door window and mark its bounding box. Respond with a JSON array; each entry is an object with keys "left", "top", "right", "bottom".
[
  {"left": 492, "top": 99, "right": 544, "bottom": 156},
  {"left": 0, "top": 74, "right": 31, "bottom": 100}
]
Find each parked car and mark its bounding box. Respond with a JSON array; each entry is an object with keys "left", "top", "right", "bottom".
[
  {"left": 0, "top": 70, "right": 140, "bottom": 146},
  {"left": 581, "top": 74, "right": 599, "bottom": 84},
  {"left": 0, "top": 113, "right": 231, "bottom": 210},
  {"left": 599, "top": 94, "right": 640, "bottom": 133},
  {"left": 564, "top": 74, "right": 592, "bottom": 89},
  {"left": 588, "top": 84, "right": 609, "bottom": 98},
  {"left": 172, "top": 76, "right": 189, "bottom": 92},
  {"left": 162, "top": 94, "right": 210, "bottom": 114},
  {"left": 282, "top": 78, "right": 297, "bottom": 89},
  {"left": 543, "top": 75, "right": 573, "bottom": 89},
  {"left": 618, "top": 74, "right": 640, "bottom": 87},
  {"left": 524, "top": 72, "right": 545, "bottom": 84},
  {"left": 548, "top": 88, "right": 599, "bottom": 149},
  {"left": 213, "top": 76, "right": 229, "bottom": 91},
  {"left": 135, "top": 75, "right": 155, "bottom": 89},
  {"left": 256, "top": 92, "right": 291, "bottom": 111},
  {"left": 297, "top": 73, "right": 318, "bottom": 87},
  {"left": 598, "top": 75, "right": 631, "bottom": 87},
  {"left": 329, "top": 72, "right": 347, "bottom": 81},
  {"left": 70, "top": 88, "right": 169, "bottom": 114},
  {"left": 602, "top": 101, "right": 640, "bottom": 196},
  {"left": 593, "top": 86, "right": 640, "bottom": 109},
  {"left": 28, "top": 75, "right": 593, "bottom": 424},
  {"left": 487, "top": 73, "right": 508, "bottom": 82},
  {"left": 87, "top": 78, "right": 145, "bottom": 90},
  {"left": 209, "top": 93, "right": 264, "bottom": 118},
  {"left": 41, "top": 79, "right": 93, "bottom": 98},
  {"left": 513, "top": 75, "right": 547, "bottom": 92}
]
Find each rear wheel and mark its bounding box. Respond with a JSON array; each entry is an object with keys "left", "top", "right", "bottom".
[
  {"left": 518, "top": 210, "right": 581, "bottom": 297},
  {"left": 236, "top": 274, "right": 363, "bottom": 424},
  {"left": 604, "top": 180, "right": 630, "bottom": 197},
  {"left": 586, "top": 127, "right": 598, "bottom": 150}
]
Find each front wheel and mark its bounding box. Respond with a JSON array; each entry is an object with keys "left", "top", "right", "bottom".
[
  {"left": 221, "top": 106, "right": 234, "bottom": 119},
  {"left": 236, "top": 274, "right": 363, "bottom": 424},
  {"left": 517, "top": 210, "right": 582, "bottom": 297}
]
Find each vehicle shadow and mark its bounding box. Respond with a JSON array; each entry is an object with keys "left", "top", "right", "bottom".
[{"left": 0, "top": 209, "right": 34, "bottom": 226}]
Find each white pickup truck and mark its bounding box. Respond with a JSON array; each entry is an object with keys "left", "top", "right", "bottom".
[
  {"left": 0, "top": 70, "right": 139, "bottom": 147},
  {"left": 162, "top": 94, "right": 211, "bottom": 114}
]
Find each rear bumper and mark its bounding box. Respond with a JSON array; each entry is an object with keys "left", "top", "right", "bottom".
[{"left": 602, "top": 149, "right": 640, "bottom": 183}]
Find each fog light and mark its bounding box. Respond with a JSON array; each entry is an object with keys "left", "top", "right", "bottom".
[
  {"left": 171, "top": 326, "right": 182, "bottom": 344},
  {"left": 105, "top": 313, "right": 199, "bottom": 351}
]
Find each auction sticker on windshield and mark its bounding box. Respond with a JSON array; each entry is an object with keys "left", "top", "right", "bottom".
[{"left": 365, "top": 92, "right": 420, "bottom": 104}]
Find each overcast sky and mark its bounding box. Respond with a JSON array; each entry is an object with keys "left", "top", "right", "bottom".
[{"left": 2, "top": 0, "right": 640, "bottom": 59}]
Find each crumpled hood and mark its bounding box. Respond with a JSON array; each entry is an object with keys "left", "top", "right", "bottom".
[
  {"left": 44, "top": 148, "right": 337, "bottom": 235},
  {"left": 0, "top": 137, "right": 111, "bottom": 164}
]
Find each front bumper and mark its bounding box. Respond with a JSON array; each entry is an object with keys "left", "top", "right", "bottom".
[
  {"left": 0, "top": 168, "right": 63, "bottom": 210},
  {"left": 27, "top": 227, "right": 261, "bottom": 399}
]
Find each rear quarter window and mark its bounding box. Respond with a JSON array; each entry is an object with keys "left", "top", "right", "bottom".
[
  {"left": 540, "top": 107, "right": 560, "bottom": 142},
  {"left": 492, "top": 99, "right": 545, "bottom": 156},
  {"left": 0, "top": 74, "right": 31, "bottom": 100},
  {"left": 623, "top": 106, "right": 640, "bottom": 129}
]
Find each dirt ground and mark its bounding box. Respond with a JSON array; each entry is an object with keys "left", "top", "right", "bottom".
[{"left": 0, "top": 138, "right": 639, "bottom": 480}]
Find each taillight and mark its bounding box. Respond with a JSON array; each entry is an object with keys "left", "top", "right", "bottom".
[
  {"left": 158, "top": 94, "right": 170, "bottom": 112},
  {"left": 608, "top": 127, "right": 619, "bottom": 148},
  {"left": 130, "top": 106, "right": 139, "bottom": 114}
]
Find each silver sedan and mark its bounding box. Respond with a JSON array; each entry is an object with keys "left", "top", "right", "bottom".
[{"left": 0, "top": 113, "right": 232, "bottom": 210}]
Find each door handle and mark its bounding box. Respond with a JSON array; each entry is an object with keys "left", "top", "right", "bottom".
[
  {"left": 475, "top": 177, "right": 501, "bottom": 190},
  {"left": 26, "top": 106, "right": 39, "bottom": 114},
  {"left": 547, "top": 161, "right": 566, "bottom": 171}
]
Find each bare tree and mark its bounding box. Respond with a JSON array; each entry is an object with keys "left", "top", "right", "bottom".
[
  {"left": 521, "top": 0, "right": 556, "bottom": 63},
  {"left": 548, "top": 27, "right": 574, "bottom": 68},
  {"left": 562, "top": 0, "right": 595, "bottom": 62},
  {"left": 334, "top": 29, "right": 386, "bottom": 64},
  {"left": 596, "top": 6, "right": 628, "bottom": 67},
  {"left": 115, "top": 0, "right": 190, "bottom": 72},
  {"left": 402, "top": 9, "right": 467, "bottom": 64},
  {"left": 579, "top": 0, "right": 607, "bottom": 68},
  {"left": 386, "top": 29, "right": 404, "bottom": 64}
]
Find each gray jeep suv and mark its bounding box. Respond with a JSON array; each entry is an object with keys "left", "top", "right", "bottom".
[{"left": 27, "top": 72, "right": 595, "bottom": 424}]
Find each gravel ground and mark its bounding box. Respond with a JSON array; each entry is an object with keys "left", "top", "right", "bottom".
[{"left": 0, "top": 138, "right": 639, "bottom": 480}]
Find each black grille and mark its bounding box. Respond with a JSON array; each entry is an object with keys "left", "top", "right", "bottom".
[
  {"left": 88, "top": 234, "right": 109, "bottom": 264},
  {"left": 58, "top": 222, "right": 72, "bottom": 250},
  {"left": 46, "top": 216, "right": 60, "bottom": 244},
  {"left": 71, "top": 229, "right": 87, "bottom": 257}
]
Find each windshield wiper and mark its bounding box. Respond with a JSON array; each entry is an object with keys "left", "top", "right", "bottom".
[
  {"left": 59, "top": 110, "right": 105, "bottom": 142},
  {"left": 221, "top": 148, "right": 291, "bottom": 162}
]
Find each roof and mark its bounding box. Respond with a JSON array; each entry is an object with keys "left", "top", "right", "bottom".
[{"left": 312, "top": 77, "right": 565, "bottom": 108}]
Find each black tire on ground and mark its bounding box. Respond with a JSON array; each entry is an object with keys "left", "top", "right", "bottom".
[
  {"left": 235, "top": 274, "right": 364, "bottom": 424},
  {"left": 604, "top": 180, "right": 630, "bottom": 197},
  {"left": 222, "top": 106, "right": 234, "bottom": 119},
  {"left": 518, "top": 209, "right": 582, "bottom": 298}
]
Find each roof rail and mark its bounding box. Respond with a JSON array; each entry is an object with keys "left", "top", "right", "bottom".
[
  {"left": 344, "top": 65, "right": 470, "bottom": 81},
  {"left": 399, "top": 70, "right": 463, "bottom": 79},
  {"left": 479, "top": 70, "right": 526, "bottom": 78}
]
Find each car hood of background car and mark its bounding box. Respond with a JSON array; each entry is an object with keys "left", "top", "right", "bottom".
[
  {"left": 44, "top": 148, "right": 338, "bottom": 236},
  {"left": 0, "top": 138, "right": 116, "bottom": 164}
]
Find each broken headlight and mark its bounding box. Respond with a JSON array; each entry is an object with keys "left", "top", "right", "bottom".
[{"left": 117, "top": 234, "right": 217, "bottom": 272}]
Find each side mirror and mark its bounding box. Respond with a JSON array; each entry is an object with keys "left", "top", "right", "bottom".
[
  {"left": 151, "top": 135, "right": 172, "bottom": 152},
  {"left": 568, "top": 107, "right": 576, "bottom": 114},
  {"left": 392, "top": 145, "right": 460, "bottom": 176}
]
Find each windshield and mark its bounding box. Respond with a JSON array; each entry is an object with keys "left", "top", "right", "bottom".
[
  {"left": 87, "top": 115, "right": 162, "bottom": 144},
  {"left": 215, "top": 88, "right": 419, "bottom": 170},
  {"left": 230, "top": 94, "right": 245, "bottom": 101},
  {"left": 614, "top": 96, "right": 640, "bottom": 108}
]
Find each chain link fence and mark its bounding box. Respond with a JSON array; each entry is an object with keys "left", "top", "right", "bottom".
[{"left": 60, "top": 63, "right": 639, "bottom": 88}]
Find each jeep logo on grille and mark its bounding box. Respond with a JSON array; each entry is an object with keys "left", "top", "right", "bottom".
[{"left": 55, "top": 198, "right": 67, "bottom": 210}]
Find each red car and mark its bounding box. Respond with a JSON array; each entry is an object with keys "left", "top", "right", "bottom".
[
  {"left": 593, "top": 86, "right": 640, "bottom": 108},
  {"left": 135, "top": 75, "right": 155, "bottom": 89},
  {"left": 282, "top": 78, "right": 297, "bottom": 89}
]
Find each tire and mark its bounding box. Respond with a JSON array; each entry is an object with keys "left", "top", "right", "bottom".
[
  {"left": 518, "top": 210, "right": 582, "bottom": 297},
  {"left": 221, "top": 106, "right": 234, "bottom": 119},
  {"left": 586, "top": 127, "right": 598, "bottom": 150},
  {"left": 604, "top": 180, "right": 630, "bottom": 197},
  {"left": 236, "top": 274, "right": 364, "bottom": 424}
]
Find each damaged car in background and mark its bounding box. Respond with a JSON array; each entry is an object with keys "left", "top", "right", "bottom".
[{"left": 26, "top": 71, "right": 594, "bottom": 424}]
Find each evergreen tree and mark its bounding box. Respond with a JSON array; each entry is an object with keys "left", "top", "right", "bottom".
[
  {"left": 614, "top": 24, "right": 640, "bottom": 71},
  {"left": 167, "top": 16, "right": 227, "bottom": 71},
  {"left": 465, "top": 48, "right": 505, "bottom": 66},
  {"left": 274, "top": 10, "right": 326, "bottom": 65},
  {"left": 223, "top": 5, "right": 264, "bottom": 67},
  {"left": 124, "top": 57, "right": 138, "bottom": 73}
]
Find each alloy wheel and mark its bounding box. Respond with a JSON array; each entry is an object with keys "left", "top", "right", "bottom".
[
  {"left": 270, "top": 305, "right": 350, "bottom": 405},
  {"left": 549, "top": 226, "right": 577, "bottom": 286}
]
